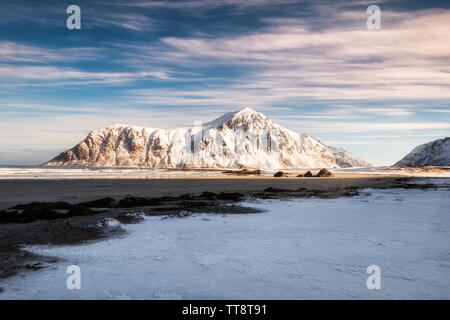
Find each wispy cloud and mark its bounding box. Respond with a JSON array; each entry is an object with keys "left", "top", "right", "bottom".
[
  {"left": 107, "top": 0, "right": 303, "bottom": 11},
  {"left": 424, "top": 109, "right": 450, "bottom": 113},
  {"left": 87, "top": 12, "right": 155, "bottom": 31},
  {"left": 0, "top": 41, "right": 101, "bottom": 63},
  {"left": 105, "top": 9, "right": 450, "bottom": 105},
  {"left": 0, "top": 64, "right": 170, "bottom": 86},
  {"left": 298, "top": 121, "right": 450, "bottom": 133}
]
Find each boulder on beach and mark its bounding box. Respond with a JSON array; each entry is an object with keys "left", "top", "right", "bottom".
[
  {"left": 316, "top": 168, "right": 333, "bottom": 177},
  {"left": 238, "top": 168, "right": 262, "bottom": 175},
  {"left": 274, "top": 171, "right": 287, "bottom": 177},
  {"left": 304, "top": 171, "right": 313, "bottom": 177},
  {"left": 222, "top": 168, "right": 261, "bottom": 175},
  {"left": 296, "top": 173, "right": 303, "bottom": 177}
]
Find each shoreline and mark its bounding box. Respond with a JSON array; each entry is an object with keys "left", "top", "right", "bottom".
[
  {"left": 0, "top": 174, "right": 405, "bottom": 210},
  {"left": 2, "top": 166, "right": 449, "bottom": 180}
]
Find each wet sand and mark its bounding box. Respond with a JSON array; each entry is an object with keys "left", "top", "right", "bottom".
[{"left": 0, "top": 174, "right": 401, "bottom": 210}]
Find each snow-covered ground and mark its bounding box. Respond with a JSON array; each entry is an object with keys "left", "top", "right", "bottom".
[{"left": 1, "top": 179, "right": 449, "bottom": 299}]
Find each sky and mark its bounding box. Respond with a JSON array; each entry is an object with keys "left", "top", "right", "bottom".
[{"left": 0, "top": 0, "right": 449, "bottom": 166}]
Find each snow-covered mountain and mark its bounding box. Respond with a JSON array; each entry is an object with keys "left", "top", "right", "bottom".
[
  {"left": 327, "top": 146, "right": 372, "bottom": 168},
  {"left": 394, "top": 137, "right": 450, "bottom": 167},
  {"left": 43, "top": 107, "right": 371, "bottom": 169}
]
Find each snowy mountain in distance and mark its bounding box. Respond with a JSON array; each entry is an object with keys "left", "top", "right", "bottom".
[
  {"left": 43, "top": 107, "right": 371, "bottom": 169},
  {"left": 327, "top": 146, "right": 372, "bottom": 168},
  {"left": 394, "top": 137, "right": 450, "bottom": 167}
]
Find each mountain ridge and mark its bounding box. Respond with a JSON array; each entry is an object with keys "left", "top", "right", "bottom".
[
  {"left": 43, "top": 107, "right": 371, "bottom": 169},
  {"left": 394, "top": 137, "right": 450, "bottom": 167}
]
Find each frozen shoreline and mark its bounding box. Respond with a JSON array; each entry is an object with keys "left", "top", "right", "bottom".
[
  {"left": 1, "top": 165, "right": 449, "bottom": 179},
  {"left": 1, "top": 179, "right": 449, "bottom": 299}
]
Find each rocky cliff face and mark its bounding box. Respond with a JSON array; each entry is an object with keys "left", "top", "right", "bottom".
[
  {"left": 394, "top": 137, "right": 450, "bottom": 166},
  {"left": 43, "top": 107, "right": 371, "bottom": 169}
]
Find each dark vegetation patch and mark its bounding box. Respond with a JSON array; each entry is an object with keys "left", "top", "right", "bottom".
[
  {"left": 393, "top": 183, "right": 438, "bottom": 190},
  {"left": 0, "top": 192, "right": 246, "bottom": 225},
  {"left": 78, "top": 197, "right": 116, "bottom": 208},
  {"left": 257, "top": 186, "right": 360, "bottom": 199},
  {"left": 0, "top": 206, "right": 96, "bottom": 224},
  {"left": 118, "top": 196, "right": 160, "bottom": 208}
]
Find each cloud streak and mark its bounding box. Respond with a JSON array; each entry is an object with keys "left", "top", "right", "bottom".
[{"left": 126, "top": 9, "right": 450, "bottom": 103}]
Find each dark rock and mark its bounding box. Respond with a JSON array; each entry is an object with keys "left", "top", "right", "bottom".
[
  {"left": 217, "top": 192, "right": 244, "bottom": 201},
  {"left": 343, "top": 189, "right": 360, "bottom": 196},
  {"left": 24, "top": 262, "right": 45, "bottom": 271},
  {"left": 274, "top": 171, "right": 287, "bottom": 177},
  {"left": 264, "top": 187, "right": 290, "bottom": 193},
  {"left": 239, "top": 168, "right": 261, "bottom": 175},
  {"left": 179, "top": 194, "right": 194, "bottom": 200},
  {"left": 78, "top": 197, "right": 115, "bottom": 208},
  {"left": 156, "top": 196, "right": 179, "bottom": 202},
  {"left": 316, "top": 168, "right": 333, "bottom": 177},
  {"left": 117, "top": 196, "right": 160, "bottom": 208},
  {"left": 222, "top": 168, "right": 261, "bottom": 175},
  {"left": 178, "top": 201, "right": 209, "bottom": 207},
  {"left": 296, "top": 173, "right": 303, "bottom": 177},
  {"left": 0, "top": 203, "right": 97, "bottom": 224},
  {"left": 0, "top": 210, "right": 20, "bottom": 224},
  {"left": 10, "top": 201, "right": 71, "bottom": 210},
  {"left": 116, "top": 211, "right": 145, "bottom": 224},
  {"left": 198, "top": 191, "right": 217, "bottom": 200},
  {"left": 68, "top": 206, "right": 94, "bottom": 216},
  {"left": 304, "top": 171, "right": 313, "bottom": 177},
  {"left": 21, "top": 208, "right": 61, "bottom": 222},
  {"left": 395, "top": 183, "right": 437, "bottom": 190}
]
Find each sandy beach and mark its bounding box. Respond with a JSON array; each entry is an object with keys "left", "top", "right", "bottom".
[{"left": 0, "top": 174, "right": 402, "bottom": 210}]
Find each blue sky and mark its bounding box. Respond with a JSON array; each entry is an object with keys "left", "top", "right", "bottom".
[{"left": 0, "top": 0, "right": 449, "bottom": 165}]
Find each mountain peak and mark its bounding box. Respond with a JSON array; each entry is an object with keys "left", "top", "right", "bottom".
[
  {"left": 205, "top": 107, "right": 269, "bottom": 128},
  {"left": 234, "top": 106, "right": 257, "bottom": 115}
]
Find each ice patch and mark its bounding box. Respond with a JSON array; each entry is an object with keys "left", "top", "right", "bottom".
[{"left": 97, "top": 218, "right": 121, "bottom": 229}]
